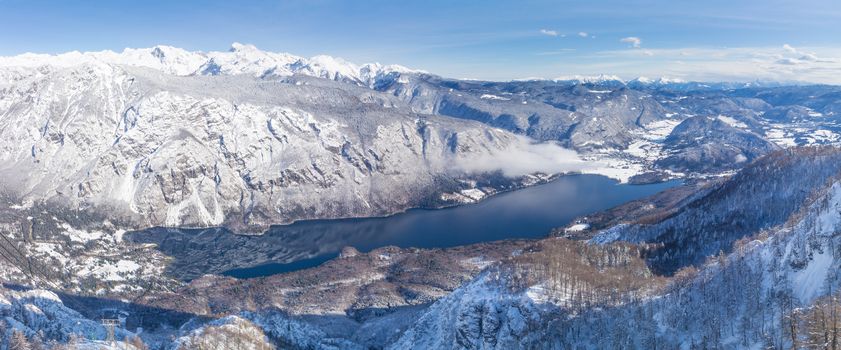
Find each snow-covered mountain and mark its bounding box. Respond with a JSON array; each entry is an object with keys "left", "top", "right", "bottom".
[
  {"left": 0, "top": 42, "right": 418, "bottom": 87},
  {"left": 5, "top": 43, "right": 838, "bottom": 180},
  {"left": 0, "top": 59, "right": 586, "bottom": 231},
  {"left": 5, "top": 43, "right": 841, "bottom": 349},
  {"left": 386, "top": 146, "right": 841, "bottom": 349},
  {"left": 0, "top": 287, "right": 123, "bottom": 345},
  {"left": 593, "top": 147, "right": 841, "bottom": 274}
]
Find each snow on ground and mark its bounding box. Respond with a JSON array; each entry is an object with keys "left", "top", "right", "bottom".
[
  {"left": 440, "top": 187, "right": 496, "bottom": 204},
  {"left": 791, "top": 250, "right": 833, "bottom": 303},
  {"left": 616, "top": 119, "right": 683, "bottom": 169},
  {"left": 75, "top": 258, "right": 141, "bottom": 282},
  {"left": 113, "top": 229, "right": 126, "bottom": 242},
  {"left": 765, "top": 127, "right": 798, "bottom": 147},
  {"left": 642, "top": 119, "right": 682, "bottom": 141},
  {"left": 526, "top": 283, "right": 551, "bottom": 304},
  {"left": 459, "top": 189, "right": 486, "bottom": 201},
  {"left": 806, "top": 129, "right": 839, "bottom": 144},
  {"left": 565, "top": 223, "right": 590, "bottom": 232},
  {"left": 480, "top": 94, "right": 510, "bottom": 101},
  {"left": 807, "top": 108, "right": 824, "bottom": 118},
  {"left": 588, "top": 224, "right": 629, "bottom": 244},
  {"left": 580, "top": 154, "right": 646, "bottom": 183},
  {"left": 61, "top": 223, "right": 106, "bottom": 243},
  {"left": 520, "top": 173, "right": 554, "bottom": 186},
  {"left": 716, "top": 115, "right": 748, "bottom": 128},
  {"left": 624, "top": 140, "right": 651, "bottom": 159},
  {"left": 787, "top": 181, "right": 841, "bottom": 302},
  {"left": 31, "top": 243, "right": 69, "bottom": 265}
]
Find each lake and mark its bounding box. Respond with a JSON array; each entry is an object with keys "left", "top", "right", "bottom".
[{"left": 128, "top": 174, "right": 679, "bottom": 280}]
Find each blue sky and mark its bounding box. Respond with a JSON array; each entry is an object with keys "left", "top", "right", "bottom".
[{"left": 2, "top": 0, "right": 841, "bottom": 82}]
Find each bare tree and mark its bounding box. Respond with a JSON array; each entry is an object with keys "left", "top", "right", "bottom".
[{"left": 8, "top": 330, "right": 31, "bottom": 350}]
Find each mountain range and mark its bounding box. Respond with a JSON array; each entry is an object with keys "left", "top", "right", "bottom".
[
  {"left": 2, "top": 44, "right": 841, "bottom": 349},
  {"left": 3, "top": 43, "right": 840, "bottom": 232}
]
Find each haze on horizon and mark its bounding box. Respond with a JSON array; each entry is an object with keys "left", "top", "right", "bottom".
[{"left": 2, "top": 0, "right": 841, "bottom": 84}]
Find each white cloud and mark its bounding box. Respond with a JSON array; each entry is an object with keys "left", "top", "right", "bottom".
[
  {"left": 800, "top": 53, "right": 819, "bottom": 61},
  {"left": 783, "top": 44, "right": 797, "bottom": 53},
  {"left": 567, "top": 45, "right": 841, "bottom": 84},
  {"left": 620, "top": 36, "right": 642, "bottom": 48},
  {"left": 773, "top": 44, "right": 834, "bottom": 65},
  {"left": 539, "top": 29, "right": 558, "bottom": 36},
  {"left": 453, "top": 136, "right": 593, "bottom": 177},
  {"left": 578, "top": 32, "right": 588, "bottom": 38}
]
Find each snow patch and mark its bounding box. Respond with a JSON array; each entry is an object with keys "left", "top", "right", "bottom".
[
  {"left": 565, "top": 223, "right": 590, "bottom": 232},
  {"left": 480, "top": 94, "right": 511, "bottom": 101}
]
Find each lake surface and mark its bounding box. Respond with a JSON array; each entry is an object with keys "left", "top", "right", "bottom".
[{"left": 129, "top": 174, "right": 679, "bottom": 280}]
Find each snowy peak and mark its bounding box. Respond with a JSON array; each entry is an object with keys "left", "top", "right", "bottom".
[
  {"left": 554, "top": 74, "right": 625, "bottom": 84},
  {"left": 628, "top": 76, "right": 686, "bottom": 85},
  {"left": 0, "top": 43, "right": 419, "bottom": 85},
  {"left": 93, "top": 45, "right": 207, "bottom": 75},
  {"left": 201, "top": 43, "right": 303, "bottom": 77},
  {"left": 295, "top": 54, "right": 361, "bottom": 81}
]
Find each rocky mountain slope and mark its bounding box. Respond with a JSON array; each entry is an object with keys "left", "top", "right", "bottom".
[
  {"left": 0, "top": 59, "right": 588, "bottom": 231},
  {"left": 3, "top": 44, "right": 840, "bottom": 234}
]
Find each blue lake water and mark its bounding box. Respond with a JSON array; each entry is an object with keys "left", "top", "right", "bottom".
[{"left": 216, "top": 174, "right": 679, "bottom": 278}]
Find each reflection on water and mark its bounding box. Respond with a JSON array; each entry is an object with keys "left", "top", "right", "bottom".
[{"left": 127, "top": 174, "right": 679, "bottom": 280}]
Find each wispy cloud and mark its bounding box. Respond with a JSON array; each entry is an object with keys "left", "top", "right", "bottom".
[
  {"left": 563, "top": 45, "right": 841, "bottom": 84},
  {"left": 578, "top": 32, "right": 589, "bottom": 38},
  {"left": 539, "top": 29, "right": 559, "bottom": 36},
  {"left": 620, "top": 36, "right": 642, "bottom": 48}
]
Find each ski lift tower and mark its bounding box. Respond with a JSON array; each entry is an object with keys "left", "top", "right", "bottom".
[{"left": 101, "top": 318, "right": 120, "bottom": 348}]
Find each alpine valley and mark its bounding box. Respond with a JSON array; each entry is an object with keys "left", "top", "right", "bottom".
[{"left": 2, "top": 44, "right": 841, "bottom": 349}]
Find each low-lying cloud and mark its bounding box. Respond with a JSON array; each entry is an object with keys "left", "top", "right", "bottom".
[{"left": 453, "top": 136, "right": 594, "bottom": 177}]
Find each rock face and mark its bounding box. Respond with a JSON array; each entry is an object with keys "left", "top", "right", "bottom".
[{"left": 0, "top": 62, "right": 567, "bottom": 231}]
